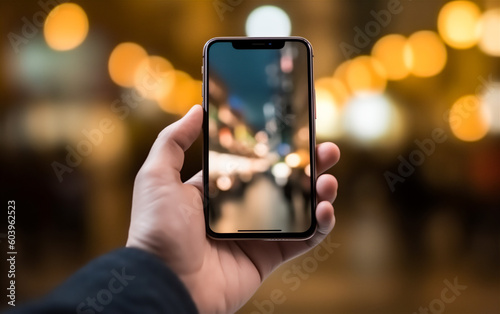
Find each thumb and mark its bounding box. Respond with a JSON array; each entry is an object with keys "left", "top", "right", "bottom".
[{"left": 143, "top": 105, "right": 203, "bottom": 176}]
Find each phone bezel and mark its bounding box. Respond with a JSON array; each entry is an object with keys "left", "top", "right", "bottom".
[{"left": 202, "top": 37, "right": 317, "bottom": 240}]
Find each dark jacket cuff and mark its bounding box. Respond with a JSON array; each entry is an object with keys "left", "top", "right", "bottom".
[{"left": 9, "top": 247, "right": 198, "bottom": 314}]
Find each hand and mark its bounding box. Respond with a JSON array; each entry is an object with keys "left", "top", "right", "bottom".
[{"left": 126, "top": 105, "right": 340, "bottom": 313}]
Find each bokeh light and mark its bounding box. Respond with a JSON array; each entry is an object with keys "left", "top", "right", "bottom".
[
  {"left": 304, "top": 163, "right": 311, "bottom": 177},
  {"left": 108, "top": 42, "right": 148, "bottom": 88},
  {"left": 134, "top": 56, "right": 174, "bottom": 100},
  {"left": 158, "top": 71, "right": 202, "bottom": 115},
  {"left": 218, "top": 106, "right": 237, "bottom": 126},
  {"left": 254, "top": 142, "right": 269, "bottom": 157},
  {"left": 343, "top": 93, "right": 394, "bottom": 142},
  {"left": 481, "top": 83, "right": 500, "bottom": 134},
  {"left": 44, "top": 3, "right": 89, "bottom": 51},
  {"left": 478, "top": 9, "right": 500, "bottom": 56},
  {"left": 245, "top": 5, "right": 291, "bottom": 36},
  {"left": 315, "top": 86, "right": 341, "bottom": 139},
  {"left": 404, "top": 31, "right": 447, "bottom": 78},
  {"left": 333, "top": 60, "right": 352, "bottom": 94},
  {"left": 285, "top": 153, "right": 301, "bottom": 168},
  {"left": 438, "top": 1, "right": 481, "bottom": 49},
  {"left": 449, "top": 95, "right": 490, "bottom": 142},
  {"left": 346, "top": 56, "right": 387, "bottom": 93},
  {"left": 271, "top": 162, "right": 292, "bottom": 186},
  {"left": 216, "top": 176, "right": 233, "bottom": 191},
  {"left": 371, "top": 34, "right": 410, "bottom": 81},
  {"left": 315, "top": 77, "right": 349, "bottom": 106}
]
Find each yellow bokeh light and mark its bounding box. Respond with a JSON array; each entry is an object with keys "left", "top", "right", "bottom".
[
  {"left": 44, "top": 3, "right": 89, "bottom": 51},
  {"left": 438, "top": 1, "right": 481, "bottom": 49},
  {"left": 333, "top": 60, "right": 350, "bottom": 80},
  {"left": 404, "top": 31, "right": 447, "bottom": 78},
  {"left": 134, "top": 56, "right": 174, "bottom": 100},
  {"left": 333, "top": 60, "right": 352, "bottom": 94},
  {"left": 304, "top": 163, "right": 311, "bottom": 177},
  {"left": 108, "top": 43, "right": 148, "bottom": 88},
  {"left": 315, "top": 86, "right": 341, "bottom": 139},
  {"left": 315, "top": 77, "right": 349, "bottom": 106},
  {"left": 478, "top": 9, "right": 500, "bottom": 57},
  {"left": 285, "top": 153, "right": 301, "bottom": 168},
  {"left": 158, "top": 71, "right": 202, "bottom": 115},
  {"left": 372, "top": 34, "right": 410, "bottom": 81},
  {"left": 285, "top": 150, "right": 309, "bottom": 168},
  {"left": 346, "top": 56, "right": 387, "bottom": 93},
  {"left": 449, "top": 95, "right": 489, "bottom": 142}
]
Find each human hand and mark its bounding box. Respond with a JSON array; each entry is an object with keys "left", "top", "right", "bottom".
[{"left": 126, "top": 105, "right": 340, "bottom": 313}]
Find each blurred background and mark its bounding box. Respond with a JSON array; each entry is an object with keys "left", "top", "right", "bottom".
[{"left": 0, "top": 0, "right": 499, "bottom": 313}]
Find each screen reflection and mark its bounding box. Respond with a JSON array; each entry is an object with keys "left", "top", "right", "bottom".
[{"left": 207, "top": 41, "right": 313, "bottom": 234}]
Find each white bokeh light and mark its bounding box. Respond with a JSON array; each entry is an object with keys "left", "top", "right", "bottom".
[
  {"left": 344, "top": 93, "right": 394, "bottom": 142},
  {"left": 245, "top": 6, "right": 292, "bottom": 37},
  {"left": 271, "top": 162, "right": 292, "bottom": 186},
  {"left": 481, "top": 83, "right": 500, "bottom": 134},
  {"left": 479, "top": 9, "right": 500, "bottom": 57}
]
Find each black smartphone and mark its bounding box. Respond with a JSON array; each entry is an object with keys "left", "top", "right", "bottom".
[{"left": 202, "top": 37, "right": 316, "bottom": 240}]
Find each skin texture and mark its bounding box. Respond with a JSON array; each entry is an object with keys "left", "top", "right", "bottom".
[{"left": 126, "top": 105, "right": 340, "bottom": 313}]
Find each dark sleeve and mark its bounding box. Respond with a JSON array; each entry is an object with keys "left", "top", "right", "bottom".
[{"left": 8, "top": 248, "right": 198, "bottom": 314}]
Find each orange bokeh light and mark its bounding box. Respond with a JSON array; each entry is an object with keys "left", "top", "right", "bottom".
[
  {"left": 157, "top": 71, "right": 202, "bottom": 115},
  {"left": 372, "top": 34, "right": 409, "bottom": 81},
  {"left": 449, "top": 95, "right": 490, "bottom": 142},
  {"left": 346, "top": 56, "right": 387, "bottom": 93},
  {"left": 134, "top": 56, "right": 174, "bottom": 100},
  {"left": 438, "top": 1, "right": 481, "bottom": 49},
  {"left": 108, "top": 42, "right": 148, "bottom": 88},
  {"left": 404, "top": 31, "right": 447, "bottom": 78},
  {"left": 44, "top": 3, "right": 89, "bottom": 51}
]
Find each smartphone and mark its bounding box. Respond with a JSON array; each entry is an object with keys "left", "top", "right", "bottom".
[{"left": 202, "top": 37, "right": 316, "bottom": 240}]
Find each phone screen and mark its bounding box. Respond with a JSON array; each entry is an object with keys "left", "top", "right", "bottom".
[{"left": 204, "top": 38, "right": 315, "bottom": 238}]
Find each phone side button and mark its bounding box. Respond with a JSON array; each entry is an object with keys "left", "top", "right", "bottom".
[{"left": 314, "top": 88, "right": 317, "bottom": 119}]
